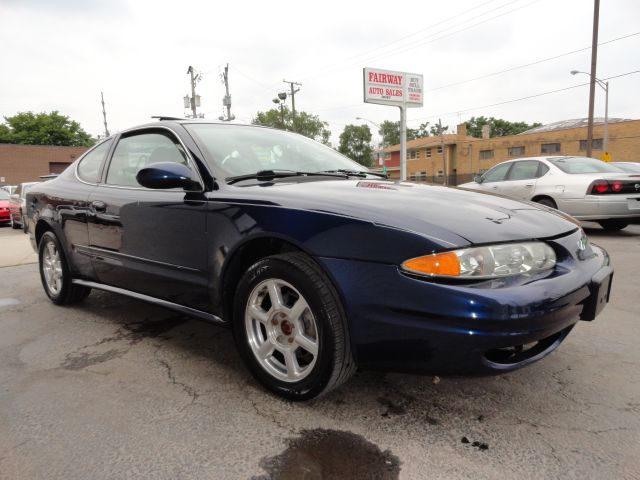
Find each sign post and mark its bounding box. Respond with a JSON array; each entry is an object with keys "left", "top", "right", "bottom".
[{"left": 363, "top": 68, "right": 423, "bottom": 181}]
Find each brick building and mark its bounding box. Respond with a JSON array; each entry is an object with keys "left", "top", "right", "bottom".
[
  {"left": 0, "top": 144, "right": 88, "bottom": 185},
  {"left": 381, "top": 118, "right": 640, "bottom": 184}
]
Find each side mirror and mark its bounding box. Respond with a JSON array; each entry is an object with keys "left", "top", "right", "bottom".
[
  {"left": 474, "top": 175, "right": 484, "bottom": 184},
  {"left": 136, "top": 162, "right": 201, "bottom": 191}
]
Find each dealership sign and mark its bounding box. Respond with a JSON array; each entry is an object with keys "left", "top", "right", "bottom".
[{"left": 363, "top": 68, "right": 423, "bottom": 107}]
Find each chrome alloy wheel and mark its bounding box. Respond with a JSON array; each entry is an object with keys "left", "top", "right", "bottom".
[
  {"left": 245, "top": 278, "right": 319, "bottom": 383},
  {"left": 42, "top": 241, "right": 63, "bottom": 295}
]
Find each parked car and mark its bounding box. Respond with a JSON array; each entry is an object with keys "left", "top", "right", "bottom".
[
  {"left": 26, "top": 121, "right": 613, "bottom": 400},
  {"left": 459, "top": 156, "right": 640, "bottom": 231},
  {"left": 9, "top": 182, "right": 40, "bottom": 231},
  {"left": 610, "top": 162, "right": 640, "bottom": 173},
  {"left": 0, "top": 190, "right": 11, "bottom": 225}
]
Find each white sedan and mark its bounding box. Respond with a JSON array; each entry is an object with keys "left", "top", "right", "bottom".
[{"left": 459, "top": 156, "right": 640, "bottom": 231}]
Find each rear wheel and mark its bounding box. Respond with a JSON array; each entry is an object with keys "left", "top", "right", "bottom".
[
  {"left": 232, "top": 252, "right": 355, "bottom": 400},
  {"left": 598, "top": 219, "right": 629, "bottom": 231},
  {"left": 535, "top": 197, "right": 557, "bottom": 209},
  {"left": 39, "top": 231, "right": 91, "bottom": 305}
]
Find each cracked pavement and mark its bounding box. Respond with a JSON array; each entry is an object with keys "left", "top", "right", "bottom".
[{"left": 0, "top": 224, "right": 639, "bottom": 479}]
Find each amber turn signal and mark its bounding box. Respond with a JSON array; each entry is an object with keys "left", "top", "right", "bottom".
[{"left": 402, "top": 252, "right": 461, "bottom": 277}]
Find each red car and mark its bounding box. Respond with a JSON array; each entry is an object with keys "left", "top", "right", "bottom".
[{"left": 0, "top": 190, "right": 11, "bottom": 225}]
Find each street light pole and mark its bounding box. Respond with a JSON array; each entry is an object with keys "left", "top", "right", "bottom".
[
  {"left": 356, "top": 116, "right": 384, "bottom": 172},
  {"left": 571, "top": 70, "right": 609, "bottom": 155}
]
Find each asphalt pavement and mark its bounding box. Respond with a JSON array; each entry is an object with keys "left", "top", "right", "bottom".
[{"left": 0, "top": 224, "right": 639, "bottom": 479}]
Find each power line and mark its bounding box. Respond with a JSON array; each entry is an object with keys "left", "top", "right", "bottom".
[
  {"left": 293, "top": 0, "right": 539, "bottom": 84},
  {"left": 350, "top": 0, "right": 542, "bottom": 68},
  {"left": 300, "top": 31, "right": 638, "bottom": 116},
  {"left": 293, "top": 0, "right": 503, "bottom": 82},
  {"left": 408, "top": 70, "right": 640, "bottom": 124},
  {"left": 427, "top": 31, "right": 640, "bottom": 92}
]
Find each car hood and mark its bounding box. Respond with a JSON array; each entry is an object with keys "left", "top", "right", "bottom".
[{"left": 228, "top": 179, "right": 578, "bottom": 247}]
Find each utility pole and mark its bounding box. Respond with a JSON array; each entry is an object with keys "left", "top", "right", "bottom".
[
  {"left": 100, "top": 91, "right": 109, "bottom": 137},
  {"left": 186, "top": 66, "right": 202, "bottom": 118},
  {"left": 586, "top": 0, "right": 600, "bottom": 158},
  {"left": 219, "top": 64, "right": 235, "bottom": 121},
  {"left": 438, "top": 119, "right": 447, "bottom": 186},
  {"left": 283, "top": 79, "right": 301, "bottom": 130}
]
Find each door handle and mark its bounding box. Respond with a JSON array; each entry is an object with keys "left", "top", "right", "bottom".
[{"left": 90, "top": 200, "right": 106, "bottom": 213}]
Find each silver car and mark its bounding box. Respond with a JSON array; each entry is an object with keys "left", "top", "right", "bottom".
[{"left": 459, "top": 156, "right": 640, "bottom": 231}]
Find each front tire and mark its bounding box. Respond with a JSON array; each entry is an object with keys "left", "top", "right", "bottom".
[
  {"left": 232, "top": 252, "right": 355, "bottom": 400},
  {"left": 598, "top": 219, "right": 629, "bottom": 231},
  {"left": 38, "top": 231, "right": 91, "bottom": 305}
]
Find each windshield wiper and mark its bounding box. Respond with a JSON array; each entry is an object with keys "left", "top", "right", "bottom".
[
  {"left": 320, "top": 169, "right": 388, "bottom": 179},
  {"left": 226, "top": 169, "right": 348, "bottom": 185}
]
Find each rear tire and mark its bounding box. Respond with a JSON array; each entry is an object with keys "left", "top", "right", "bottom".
[
  {"left": 232, "top": 252, "right": 355, "bottom": 401},
  {"left": 535, "top": 197, "right": 557, "bottom": 209},
  {"left": 598, "top": 219, "right": 629, "bottom": 231},
  {"left": 38, "top": 231, "right": 91, "bottom": 305}
]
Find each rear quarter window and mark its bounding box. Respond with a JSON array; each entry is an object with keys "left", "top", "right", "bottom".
[{"left": 77, "top": 139, "right": 113, "bottom": 183}]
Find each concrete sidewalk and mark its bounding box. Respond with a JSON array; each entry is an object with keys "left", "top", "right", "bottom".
[{"left": 0, "top": 227, "right": 38, "bottom": 267}]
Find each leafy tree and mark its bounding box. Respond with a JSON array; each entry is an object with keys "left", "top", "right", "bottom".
[
  {"left": 430, "top": 124, "right": 449, "bottom": 136},
  {"left": 252, "top": 107, "right": 331, "bottom": 145},
  {"left": 465, "top": 116, "right": 542, "bottom": 138},
  {"left": 0, "top": 111, "right": 95, "bottom": 146},
  {"left": 378, "top": 120, "right": 417, "bottom": 147},
  {"left": 415, "top": 122, "right": 433, "bottom": 138},
  {"left": 338, "top": 124, "right": 373, "bottom": 167}
]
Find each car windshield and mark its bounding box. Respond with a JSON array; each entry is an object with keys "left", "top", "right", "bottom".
[
  {"left": 548, "top": 157, "right": 625, "bottom": 174},
  {"left": 184, "top": 124, "right": 369, "bottom": 179},
  {"left": 0, "top": 191, "right": 9, "bottom": 200}
]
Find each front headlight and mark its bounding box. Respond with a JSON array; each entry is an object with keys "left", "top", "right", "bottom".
[{"left": 401, "top": 241, "right": 556, "bottom": 279}]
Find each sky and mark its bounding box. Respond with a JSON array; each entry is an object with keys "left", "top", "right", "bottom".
[{"left": 1, "top": 0, "right": 639, "bottom": 145}]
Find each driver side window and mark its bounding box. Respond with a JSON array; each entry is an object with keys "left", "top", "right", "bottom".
[{"left": 106, "top": 131, "right": 189, "bottom": 187}]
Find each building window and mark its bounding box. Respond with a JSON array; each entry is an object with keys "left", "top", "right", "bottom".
[
  {"left": 508, "top": 146, "right": 525, "bottom": 157},
  {"left": 384, "top": 153, "right": 391, "bottom": 160},
  {"left": 579, "top": 138, "right": 603, "bottom": 150},
  {"left": 479, "top": 149, "right": 494, "bottom": 160},
  {"left": 419, "top": 171, "right": 427, "bottom": 181},
  {"left": 426, "top": 148, "right": 432, "bottom": 157},
  {"left": 437, "top": 146, "right": 443, "bottom": 154},
  {"left": 409, "top": 172, "right": 417, "bottom": 181},
  {"left": 541, "top": 143, "right": 561, "bottom": 154},
  {"left": 408, "top": 150, "right": 420, "bottom": 160},
  {"left": 437, "top": 170, "right": 443, "bottom": 178}
]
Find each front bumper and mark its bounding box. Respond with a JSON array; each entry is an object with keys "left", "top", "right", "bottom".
[{"left": 319, "top": 229, "right": 611, "bottom": 375}]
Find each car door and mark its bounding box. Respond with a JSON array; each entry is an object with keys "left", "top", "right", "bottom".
[
  {"left": 500, "top": 160, "right": 543, "bottom": 201},
  {"left": 86, "top": 128, "right": 210, "bottom": 312},
  {"left": 477, "top": 162, "right": 513, "bottom": 194}
]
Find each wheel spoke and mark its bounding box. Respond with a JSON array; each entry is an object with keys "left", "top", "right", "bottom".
[
  {"left": 267, "top": 281, "right": 284, "bottom": 310},
  {"left": 283, "top": 349, "right": 300, "bottom": 380},
  {"left": 287, "top": 297, "right": 309, "bottom": 323},
  {"left": 248, "top": 305, "right": 269, "bottom": 324},
  {"left": 256, "top": 341, "right": 274, "bottom": 361},
  {"left": 294, "top": 333, "right": 318, "bottom": 356}
]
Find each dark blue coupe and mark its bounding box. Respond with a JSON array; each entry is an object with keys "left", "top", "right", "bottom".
[{"left": 26, "top": 120, "right": 613, "bottom": 400}]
